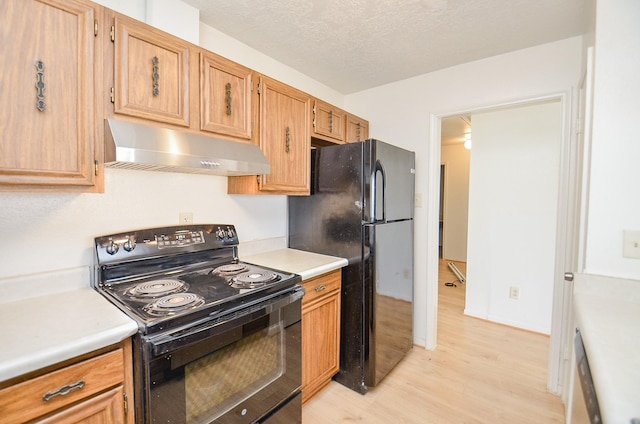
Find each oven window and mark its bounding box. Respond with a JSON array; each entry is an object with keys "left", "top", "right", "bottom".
[{"left": 185, "top": 322, "right": 285, "bottom": 423}]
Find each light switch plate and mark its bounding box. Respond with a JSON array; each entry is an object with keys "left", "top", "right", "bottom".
[{"left": 623, "top": 230, "right": 640, "bottom": 259}]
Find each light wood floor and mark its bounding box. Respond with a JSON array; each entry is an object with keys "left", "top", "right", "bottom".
[{"left": 301, "top": 260, "right": 565, "bottom": 423}]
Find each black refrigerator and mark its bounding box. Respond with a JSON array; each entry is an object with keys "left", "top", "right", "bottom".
[{"left": 288, "top": 139, "right": 415, "bottom": 394}]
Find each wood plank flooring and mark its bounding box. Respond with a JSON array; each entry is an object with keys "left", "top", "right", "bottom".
[{"left": 301, "top": 260, "right": 565, "bottom": 423}]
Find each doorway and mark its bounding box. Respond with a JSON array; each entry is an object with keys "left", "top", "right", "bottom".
[{"left": 429, "top": 93, "right": 574, "bottom": 394}]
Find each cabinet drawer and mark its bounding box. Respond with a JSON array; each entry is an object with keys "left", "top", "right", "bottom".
[
  {"left": 302, "top": 271, "right": 341, "bottom": 306},
  {"left": 0, "top": 348, "right": 124, "bottom": 424}
]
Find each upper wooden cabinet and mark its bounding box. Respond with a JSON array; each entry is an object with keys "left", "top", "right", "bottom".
[
  {"left": 311, "top": 99, "right": 345, "bottom": 144},
  {"left": 112, "top": 14, "right": 192, "bottom": 128},
  {"left": 228, "top": 75, "right": 310, "bottom": 195},
  {"left": 0, "top": 0, "right": 103, "bottom": 191},
  {"left": 200, "top": 51, "right": 254, "bottom": 141},
  {"left": 345, "top": 113, "right": 369, "bottom": 143}
]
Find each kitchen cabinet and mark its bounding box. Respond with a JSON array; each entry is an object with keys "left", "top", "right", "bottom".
[
  {"left": 0, "top": 0, "right": 103, "bottom": 191},
  {"left": 301, "top": 270, "right": 341, "bottom": 403},
  {"left": 345, "top": 113, "right": 369, "bottom": 143},
  {"left": 311, "top": 99, "right": 345, "bottom": 144},
  {"left": 111, "top": 13, "right": 194, "bottom": 128},
  {"left": 228, "top": 75, "right": 311, "bottom": 195},
  {"left": 200, "top": 51, "right": 255, "bottom": 141},
  {"left": 0, "top": 340, "right": 134, "bottom": 424}
]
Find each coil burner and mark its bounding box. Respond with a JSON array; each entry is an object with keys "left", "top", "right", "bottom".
[
  {"left": 212, "top": 263, "right": 248, "bottom": 276},
  {"left": 142, "top": 293, "right": 205, "bottom": 316},
  {"left": 230, "top": 270, "right": 280, "bottom": 289},
  {"left": 126, "top": 279, "right": 187, "bottom": 299}
]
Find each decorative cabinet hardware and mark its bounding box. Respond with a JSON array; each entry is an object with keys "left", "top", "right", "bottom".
[
  {"left": 225, "top": 82, "right": 232, "bottom": 115},
  {"left": 152, "top": 56, "right": 160, "bottom": 96},
  {"left": 285, "top": 126, "right": 291, "bottom": 153},
  {"left": 329, "top": 110, "right": 333, "bottom": 133},
  {"left": 314, "top": 284, "right": 327, "bottom": 292},
  {"left": 43, "top": 380, "right": 86, "bottom": 402},
  {"left": 35, "top": 61, "right": 46, "bottom": 112},
  {"left": 94, "top": 19, "right": 98, "bottom": 37},
  {"left": 356, "top": 122, "right": 361, "bottom": 141}
]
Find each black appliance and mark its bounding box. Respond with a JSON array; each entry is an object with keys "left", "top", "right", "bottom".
[
  {"left": 289, "top": 139, "right": 415, "bottom": 394},
  {"left": 93, "top": 224, "right": 302, "bottom": 424}
]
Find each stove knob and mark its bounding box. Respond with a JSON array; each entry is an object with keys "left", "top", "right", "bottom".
[
  {"left": 216, "top": 227, "right": 225, "bottom": 240},
  {"left": 123, "top": 238, "right": 136, "bottom": 252},
  {"left": 105, "top": 240, "right": 119, "bottom": 255}
]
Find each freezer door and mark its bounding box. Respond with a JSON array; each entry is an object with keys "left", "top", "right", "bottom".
[
  {"left": 364, "top": 140, "right": 415, "bottom": 223},
  {"left": 363, "top": 219, "right": 413, "bottom": 388}
]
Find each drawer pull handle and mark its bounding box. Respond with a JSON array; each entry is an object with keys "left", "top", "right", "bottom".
[
  {"left": 314, "top": 284, "right": 327, "bottom": 292},
  {"left": 43, "top": 380, "right": 86, "bottom": 402}
]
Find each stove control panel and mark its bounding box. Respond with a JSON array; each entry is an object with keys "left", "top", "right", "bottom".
[
  {"left": 95, "top": 224, "right": 240, "bottom": 264},
  {"left": 157, "top": 230, "right": 204, "bottom": 249}
]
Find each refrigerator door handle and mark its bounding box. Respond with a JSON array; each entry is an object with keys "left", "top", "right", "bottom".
[{"left": 372, "top": 160, "right": 385, "bottom": 222}]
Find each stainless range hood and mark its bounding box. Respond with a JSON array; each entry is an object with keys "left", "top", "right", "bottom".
[{"left": 104, "top": 118, "right": 270, "bottom": 176}]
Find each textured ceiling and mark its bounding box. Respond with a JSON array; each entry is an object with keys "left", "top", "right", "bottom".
[{"left": 182, "top": 0, "right": 594, "bottom": 94}]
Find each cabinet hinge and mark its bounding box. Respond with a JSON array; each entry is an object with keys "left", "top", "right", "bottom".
[
  {"left": 110, "top": 87, "right": 115, "bottom": 103},
  {"left": 312, "top": 118, "right": 316, "bottom": 128},
  {"left": 312, "top": 105, "right": 316, "bottom": 115},
  {"left": 123, "top": 392, "right": 129, "bottom": 414},
  {"left": 257, "top": 83, "right": 261, "bottom": 95},
  {"left": 94, "top": 19, "right": 98, "bottom": 37},
  {"left": 110, "top": 25, "right": 115, "bottom": 42},
  {"left": 94, "top": 160, "right": 99, "bottom": 176},
  {"left": 256, "top": 175, "right": 261, "bottom": 185}
]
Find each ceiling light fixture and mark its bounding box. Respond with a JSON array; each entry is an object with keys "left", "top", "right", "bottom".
[{"left": 464, "top": 132, "right": 472, "bottom": 149}]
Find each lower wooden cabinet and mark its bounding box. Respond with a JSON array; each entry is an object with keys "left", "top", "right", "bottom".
[
  {"left": 0, "top": 339, "right": 134, "bottom": 424},
  {"left": 301, "top": 270, "right": 341, "bottom": 403}
]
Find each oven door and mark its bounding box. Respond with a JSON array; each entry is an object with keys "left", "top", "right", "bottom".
[{"left": 139, "top": 287, "right": 303, "bottom": 424}]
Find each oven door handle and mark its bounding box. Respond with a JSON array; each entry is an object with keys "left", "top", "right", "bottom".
[{"left": 148, "top": 286, "right": 304, "bottom": 357}]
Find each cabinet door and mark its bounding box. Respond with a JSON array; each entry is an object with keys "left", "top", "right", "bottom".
[
  {"left": 113, "top": 15, "right": 191, "bottom": 127},
  {"left": 301, "top": 271, "right": 341, "bottom": 403},
  {"left": 0, "top": 0, "right": 98, "bottom": 189},
  {"left": 312, "top": 99, "right": 345, "bottom": 143},
  {"left": 345, "top": 113, "right": 369, "bottom": 143},
  {"left": 200, "top": 51, "right": 253, "bottom": 141},
  {"left": 258, "top": 76, "right": 310, "bottom": 194}
]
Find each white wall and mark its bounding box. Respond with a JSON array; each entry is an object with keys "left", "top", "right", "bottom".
[
  {"left": 584, "top": 0, "right": 640, "bottom": 279},
  {"left": 345, "top": 37, "right": 583, "bottom": 347},
  {"left": 440, "top": 143, "right": 470, "bottom": 262},
  {"left": 465, "top": 101, "right": 562, "bottom": 334}
]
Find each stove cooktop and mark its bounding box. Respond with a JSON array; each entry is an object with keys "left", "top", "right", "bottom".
[
  {"left": 93, "top": 224, "right": 300, "bottom": 335},
  {"left": 100, "top": 261, "right": 299, "bottom": 333}
]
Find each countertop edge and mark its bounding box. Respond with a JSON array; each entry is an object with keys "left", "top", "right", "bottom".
[{"left": 242, "top": 248, "right": 348, "bottom": 280}]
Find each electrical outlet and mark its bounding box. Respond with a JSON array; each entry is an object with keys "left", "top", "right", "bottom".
[
  {"left": 415, "top": 193, "right": 423, "bottom": 208},
  {"left": 623, "top": 230, "right": 640, "bottom": 259},
  {"left": 179, "top": 212, "right": 193, "bottom": 224},
  {"left": 509, "top": 286, "right": 520, "bottom": 300}
]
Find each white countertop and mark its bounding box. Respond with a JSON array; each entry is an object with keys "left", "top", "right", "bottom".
[
  {"left": 573, "top": 274, "right": 640, "bottom": 423},
  {"left": 0, "top": 268, "right": 138, "bottom": 384},
  {"left": 243, "top": 248, "right": 348, "bottom": 280}
]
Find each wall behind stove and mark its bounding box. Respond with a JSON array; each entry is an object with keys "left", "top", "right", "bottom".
[{"left": 0, "top": 0, "right": 343, "bottom": 282}]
